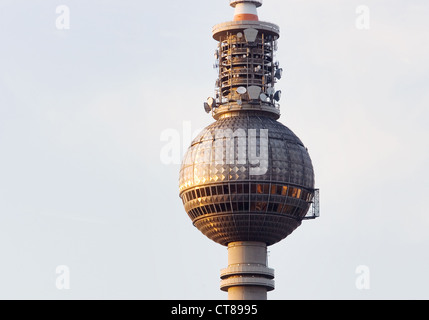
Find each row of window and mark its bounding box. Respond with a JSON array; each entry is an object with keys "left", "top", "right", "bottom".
[
  {"left": 187, "top": 201, "right": 308, "bottom": 221},
  {"left": 220, "top": 39, "right": 275, "bottom": 49},
  {"left": 181, "top": 183, "right": 313, "bottom": 204}
]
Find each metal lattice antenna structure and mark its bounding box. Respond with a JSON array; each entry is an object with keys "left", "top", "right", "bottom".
[{"left": 179, "top": 0, "right": 319, "bottom": 300}]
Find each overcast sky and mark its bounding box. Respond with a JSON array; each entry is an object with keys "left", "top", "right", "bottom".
[{"left": 0, "top": 0, "right": 428, "bottom": 299}]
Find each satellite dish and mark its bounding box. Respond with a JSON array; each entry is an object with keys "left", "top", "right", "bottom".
[
  {"left": 248, "top": 86, "right": 262, "bottom": 100},
  {"left": 266, "top": 87, "right": 275, "bottom": 95},
  {"left": 236, "top": 87, "right": 247, "bottom": 95},
  {"left": 274, "top": 91, "right": 282, "bottom": 102},
  {"left": 275, "top": 68, "right": 283, "bottom": 80},
  {"left": 237, "top": 99, "right": 243, "bottom": 106},
  {"left": 207, "top": 97, "right": 215, "bottom": 107},
  {"left": 204, "top": 102, "right": 211, "bottom": 113},
  {"left": 244, "top": 28, "right": 258, "bottom": 43},
  {"left": 237, "top": 32, "right": 243, "bottom": 39},
  {"left": 260, "top": 93, "right": 268, "bottom": 101}
]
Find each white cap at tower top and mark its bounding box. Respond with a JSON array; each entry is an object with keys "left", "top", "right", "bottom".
[{"left": 230, "top": 0, "right": 263, "bottom": 8}]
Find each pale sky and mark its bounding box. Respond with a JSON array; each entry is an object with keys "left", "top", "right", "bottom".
[{"left": 0, "top": 0, "right": 428, "bottom": 299}]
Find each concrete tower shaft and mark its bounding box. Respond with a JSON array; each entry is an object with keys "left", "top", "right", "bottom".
[
  {"left": 178, "top": 0, "right": 319, "bottom": 301},
  {"left": 220, "top": 242, "right": 274, "bottom": 300}
]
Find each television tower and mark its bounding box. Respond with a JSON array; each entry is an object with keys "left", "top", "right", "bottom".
[{"left": 179, "top": 0, "right": 319, "bottom": 300}]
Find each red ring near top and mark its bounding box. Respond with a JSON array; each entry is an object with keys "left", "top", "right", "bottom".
[{"left": 234, "top": 13, "right": 259, "bottom": 21}]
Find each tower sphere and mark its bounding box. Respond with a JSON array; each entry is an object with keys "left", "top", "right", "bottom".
[{"left": 179, "top": 113, "right": 315, "bottom": 246}]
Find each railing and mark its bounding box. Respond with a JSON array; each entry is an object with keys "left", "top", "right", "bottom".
[
  {"left": 230, "top": 0, "right": 263, "bottom": 6},
  {"left": 220, "top": 264, "right": 274, "bottom": 279},
  {"left": 303, "top": 189, "right": 320, "bottom": 220}
]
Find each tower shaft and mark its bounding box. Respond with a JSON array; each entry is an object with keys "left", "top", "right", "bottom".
[
  {"left": 220, "top": 242, "right": 274, "bottom": 300},
  {"left": 178, "top": 0, "right": 319, "bottom": 301}
]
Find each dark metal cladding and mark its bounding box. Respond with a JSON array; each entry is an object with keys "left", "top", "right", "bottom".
[{"left": 179, "top": 114, "right": 315, "bottom": 246}]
